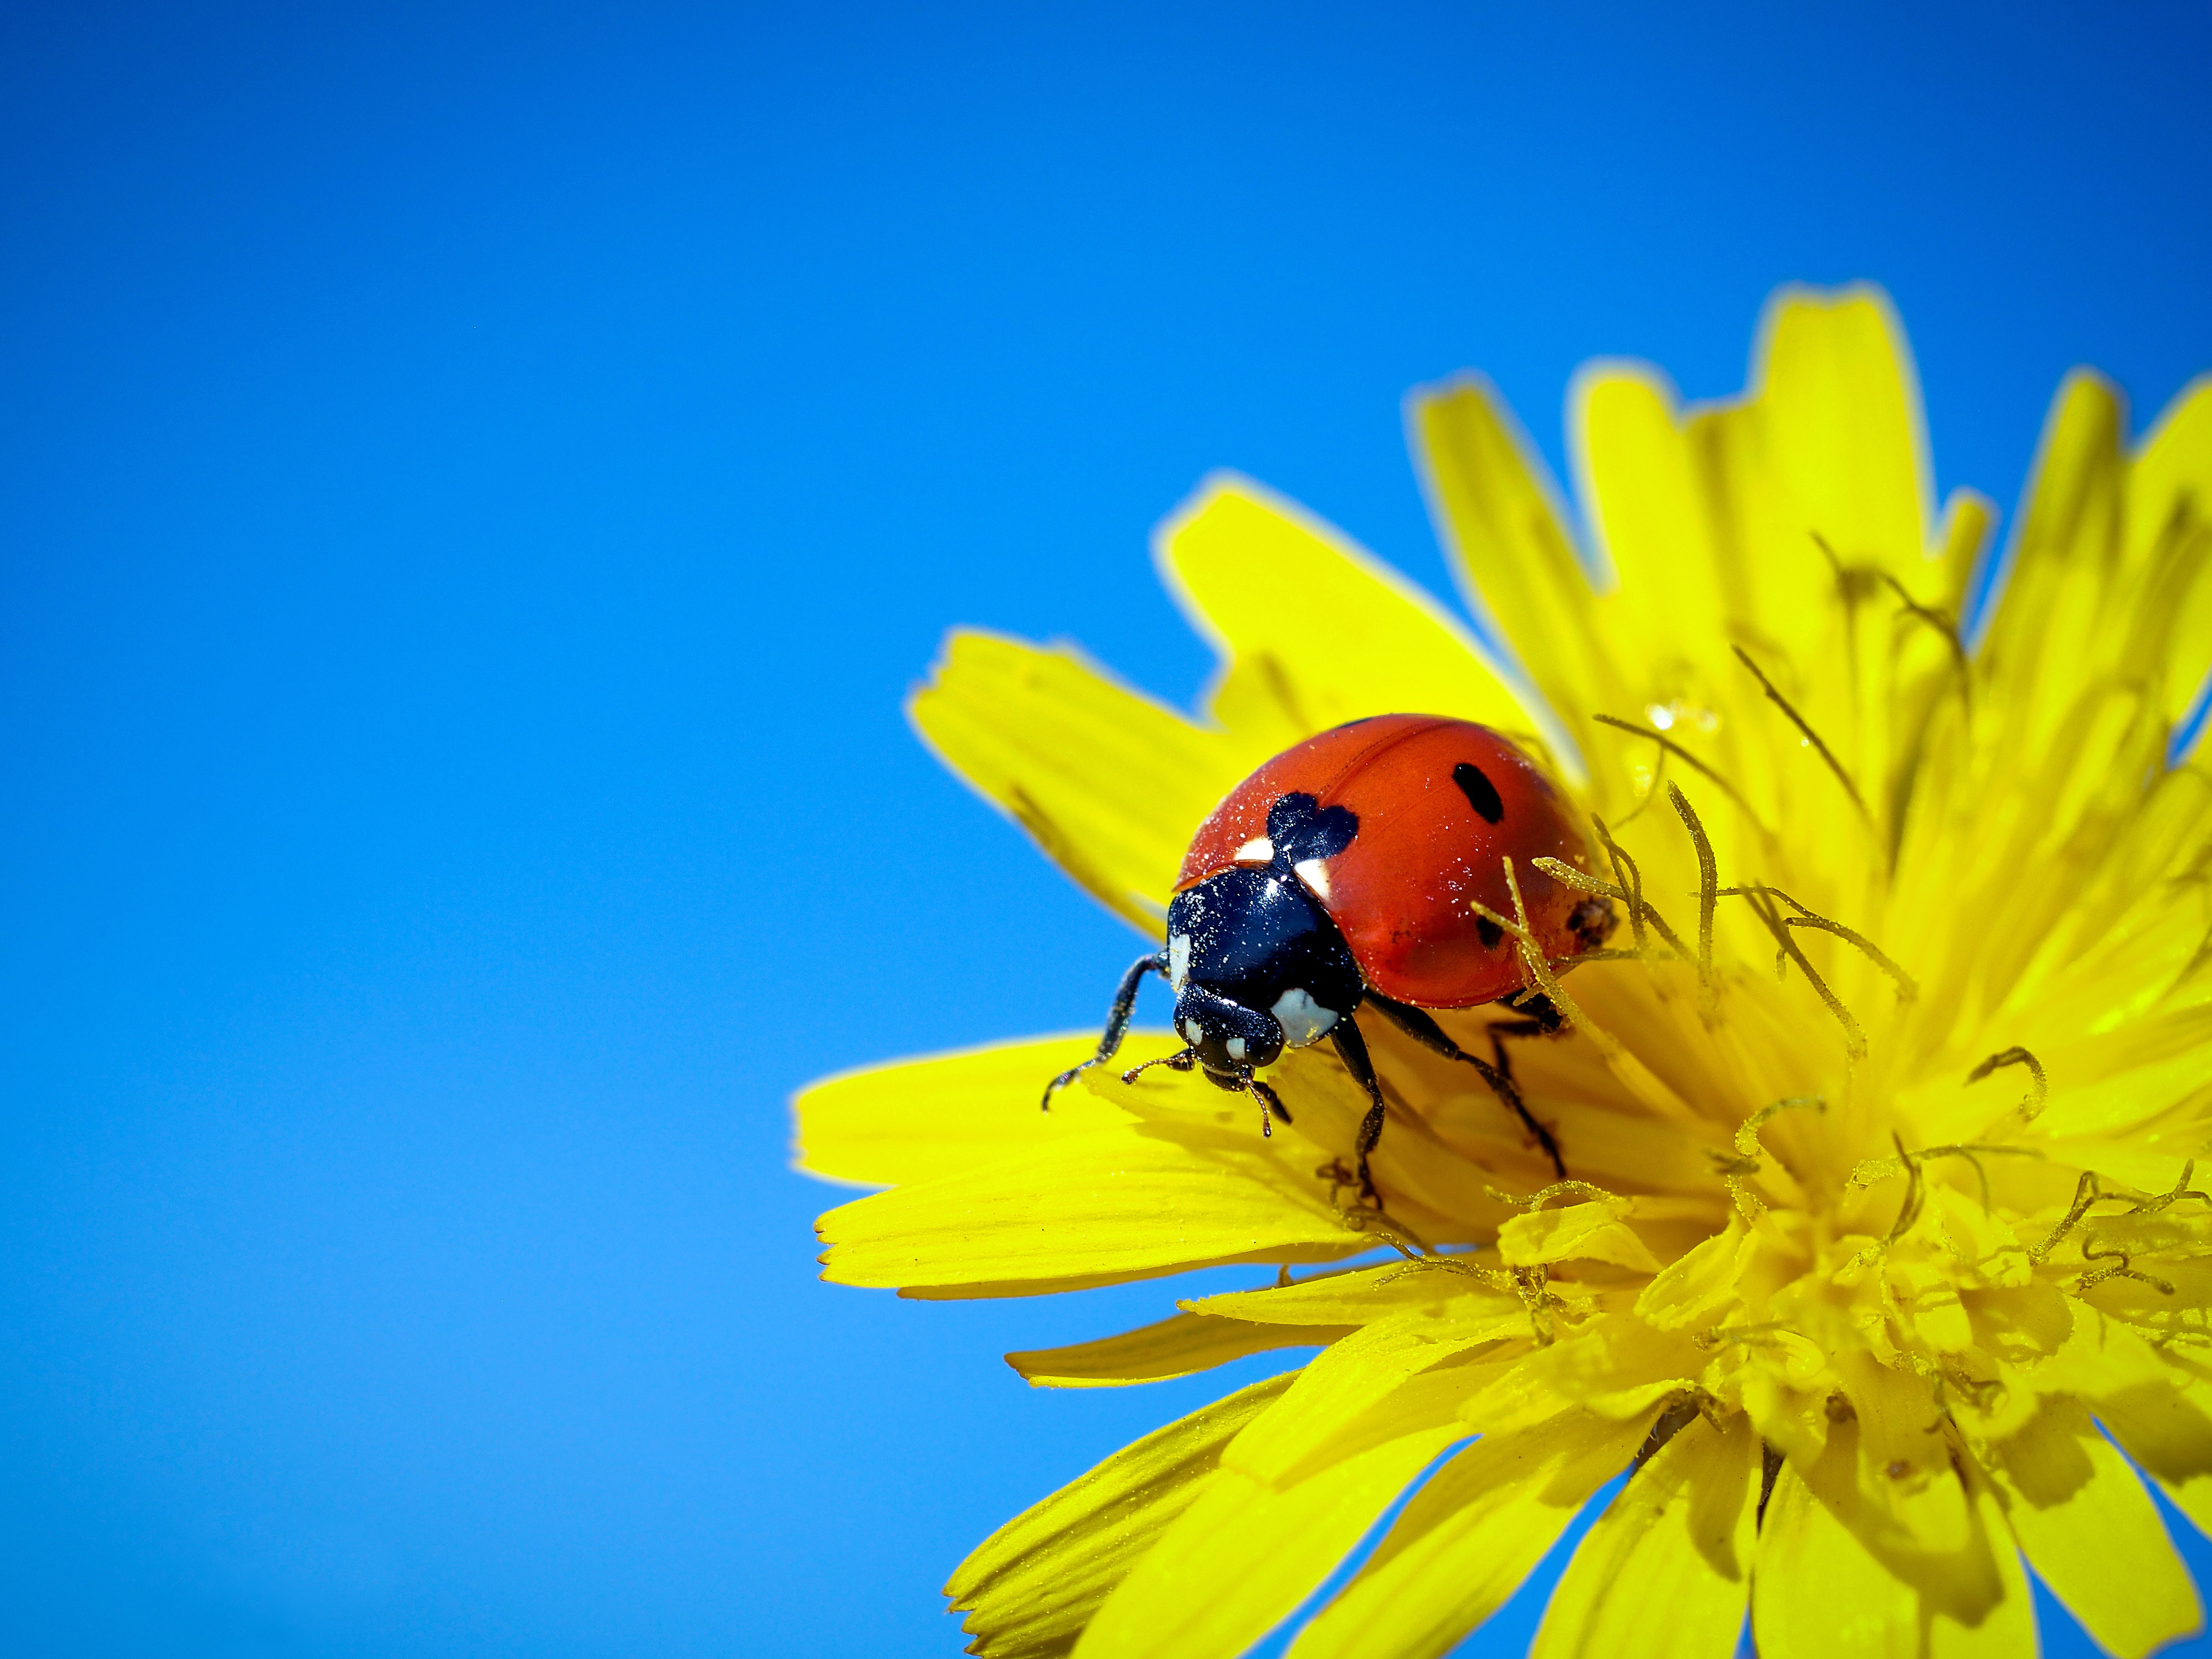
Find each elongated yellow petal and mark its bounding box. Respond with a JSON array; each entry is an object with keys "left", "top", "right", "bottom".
[
  {"left": 814, "top": 1125, "right": 1366, "bottom": 1296},
  {"left": 1570, "top": 363, "right": 1730, "bottom": 705},
  {"left": 909, "top": 629, "right": 1254, "bottom": 931},
  {"left": 1285, "top": 1408, "right": 1648, "bottom": 1659},
  {"left": 1410, "top": 376, "right": 1611, "bottom": 762},
  {"left": 1186, "top": 1261, "right": 1520, "bottom": 1327},
  {"left": 1752, "top": 1457, "right": 1917, "bottom": 1658},
  {"left": 1711, "top": 288, "right": 1933, "bottom": 624},
  {"left": 948, "top": 1371, "right": 1293, "bottom": 1658},
  {"left": 1985, "top": 1394, "right": 2202, "bottom": 1658},
  {"left": 1155, "top": 475, "right": 1537, "bottom": 752},
  {"left": 1497, "top": 1198, "right": 1663, "bottom": 1272},
  {"left": 793, "top": 1034, "right": 1151, "bottom": 1188},
  {"left": 1075, "top": 1424, "right": 1465, "bottom": 1659},
  {"left": 1975, "top": 374, "right": 2129, "bottom": 761},
  {"left": 1004, "top": 1312, "right": 1350, "bottom": 1389},
  {"left": 2130, "top": 376, "right": 2212, "bottom": 735},
  {"left": 1224, "top": 1307, "right": 1528, "bottom": 1487},
  {"left": 1530, "top": 1412, "right": 1758, "bottom": 1659},
  {"left": 1754, "top": 1425, "right": 2031, "bottom": 1659},
  {"left": 2095, "top": 1374, "right": 2212, "bottom": 1537}
]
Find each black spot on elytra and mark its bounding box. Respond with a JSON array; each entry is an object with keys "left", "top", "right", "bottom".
[
  {"left": 1265, "top": 792, "right": 1359, "bottom": 862},
  {"left": 1475, "top": 915, "right": 1504, "bottom": 950},
  {"left": 1454, "top": 762, "right": 1504, "bottom": 824}
]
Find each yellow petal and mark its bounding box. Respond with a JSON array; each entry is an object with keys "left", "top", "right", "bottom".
[
  {"left": 1074, "top": 1423, "right": 1465, "bottom": 1659},
  {"left": 1285, "top": 1408, "right": 1649, "bottom": 1659},
  {"left": 908, "top": 629, "right": 1255, "bottom": 930},
  {"left": 1459, "top": 1315, "right": 1703, "bottom": 1437},
  {"left": 1753, "top": 1421, "right": 2032, "bottom": 1659},
  {"left": 1570, "top": 361, "right": 1731, "bottom": 704},
  {"left": 1496, "top": 1198, "right": 1663, "bottom": 1273},
  {"left": 1634, "top": 1220, "right": 1755, "bottom": 1329},
  {"left": 1752, "top": 1456, "right": 1917, "bottom": 1658},
  {"left": 1155, "top": 474, "right": 1538, "bottom": 753},
  {"left": 1985, "top": 1394, "right": 2202, "bottom": 1658},
  {"left": 1186, "top": 1261, "right": 1519, "bottom": 1327},
  {"left": 793, "top": 1033, "right": 1149, "bottom": 1188},
  {"left": 2128, "top": 376, "right": 2212, "bottom": 737},
  {"left": 1833, "top": 1349, "right": 1973, "bottom": 1552},
  {"left": 1530, "top": 1411, "right": 1759, "bottom": 1659},
  {"left": 1713, "top": 287, "right": 1933, "bottom": 621},
  {"left": 2095, "top": 1373, "right": 2212, "bottom": 1538},
  {"left": 947, "top": 1371, "right": 1293, "bottom": 1658},
  {"left": 1973, "top": 373, "right": 2128, "bottom": 759},
  {"left": 814, "top": 1123, "right": 1366, "bottom": 1296},
  {"left": 1409, "top": 375, "right": 1612, "bottom": 761},
  {"left": 1005, "top": 1312, "right": 1350, "bottom": 1389},
  {"left": 1223, "top": 1307, "right": 1527, "bottom": 1487}
]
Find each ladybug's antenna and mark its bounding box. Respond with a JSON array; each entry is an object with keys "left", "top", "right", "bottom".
[{"left": 1247, "top": 1074, "right": 1292, "bottom": 1131}]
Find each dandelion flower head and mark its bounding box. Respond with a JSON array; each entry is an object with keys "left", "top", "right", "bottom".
[{"left": 796, "top": 287, "right": 2212, "bottom": 1659}]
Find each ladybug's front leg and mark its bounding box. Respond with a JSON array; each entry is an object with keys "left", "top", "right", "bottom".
[
  {"left": 1329, "top": 1013, "right": 1388, "bottom": 1209},
  {"left": 1367, "top": 993, "right": 1566, "bottom": 1179},
  {"left": 1041, "top": 951, "right": 1168, "bottom": 1109}
]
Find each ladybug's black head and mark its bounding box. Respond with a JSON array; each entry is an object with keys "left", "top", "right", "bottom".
[
  {"left": 1163, "top": 852, "right": 1366, "bottom": 1084},
  {"left": 1171, "top": 983, "right": 1285, "bottom": 1077}
]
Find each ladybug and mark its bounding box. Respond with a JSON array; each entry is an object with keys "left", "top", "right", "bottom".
[{"left": 1043, "top": 715, "right": 1616, "bottom": 1204}]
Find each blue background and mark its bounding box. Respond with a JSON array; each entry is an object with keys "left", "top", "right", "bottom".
[{"left": 5, "top": 2, "right": 2211, "bottom": 1653}]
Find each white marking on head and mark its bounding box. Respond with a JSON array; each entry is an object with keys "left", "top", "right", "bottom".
[
  {"left": 1234, "top": 835, "right": 1275, "bottom": 864},
  {"left": 1270, "top": 987, "right": 1338, "bottom": 1047},
  {"left": 1181, "top": 1017, "right": 1204, "bottom": 1045},
  {"left": 1226, "top": 1035, "right": 1246, "bottom": 1062},
  {"left": 1293, "top": 857, "right": 1332, "bottom": 902},
  {"left": 1168, "top": 932, "right": 1191, "bottom": 992}
]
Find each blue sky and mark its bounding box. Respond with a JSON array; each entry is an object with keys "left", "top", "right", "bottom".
[{"left": 4, "top": 2, "right": 2211, "bottom": 1653}]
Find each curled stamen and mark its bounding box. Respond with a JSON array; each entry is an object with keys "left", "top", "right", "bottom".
[
  {"left": 1729, "top": 886, "right": 1920, "bottom": 1005},
  {"left": 1593, "top": 713, "right": 1764, "bottom": 827},
  {"left": 1485, "top": 1178, "right": 1625, "bottom": 1212},
  {"left": 1372, "top": 1252, "right": 1518, "bottom": 1294},
  {"left": 1668, "top": 785, "right": 1719, "bottom": 1016},
  {"left": 2077, "top": 1241, "right": 2176, "bottom": 1296},
  {"left": 1736, "top": 1095, "right": 1826, "bottom": 1160},
  {"left": 1477, "top": 858, "right": 1618, "bottom": 1058},
  {"left": 1731, "top": 644, "right": 1874, "bottom": 832},
  {"left": 1966, "top": 1047, "right": 2049, "bottom": 1125},
  {"left": 1886, "top": 1132, "right": 1925, "bottom": 1241},
  {"left": 1911, "top": 1142, "right": 2043, "bottom": 1212},
  {"left": 1850, "top": 1139, "right": 2042, "bottom": 1219},
  {"left": 2128, "top": 1160, "right": 2211, "bottom": 1217},
  {"left": 2032, "top": 1172, "right": 2103, "bottom": 1264},
  {"left": 1531, "top": 855, "right": 1686, "bottom": 971},
  {"left": 1879, "top": 570, "right": 1972, "bottom": 710},
  {"left": 1530, "top": 858, "right": 1620, "bottom": 902},
  {"left": 1727, "top": 885, "right": 1865, "bottom": 1059},
  {"left": 1512, "top": 1264, "right": 1559, "bottom": 1347},
  {"left": 1588, "top": 818, "right": 1693, "bottom": 961},
  {"left": 1718, "top": 1096, "right": 1825, "bottom": 1226}
]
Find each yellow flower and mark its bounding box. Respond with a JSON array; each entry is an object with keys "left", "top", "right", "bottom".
[{"left": 795, "top": 286, "right": 2212, "bottom": 1658}]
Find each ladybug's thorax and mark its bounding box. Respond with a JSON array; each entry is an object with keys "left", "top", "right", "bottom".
[{"left": 1163, "top": 864, "right": 1365, "bottom": 1079}]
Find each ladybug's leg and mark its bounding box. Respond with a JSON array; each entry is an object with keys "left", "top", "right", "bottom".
[
  {"left": 1366, "top": 993, "right": 1566, "bottom": 1179},
  {"left": 1497, "top": 990, "right": 1564, "bottom": 1033},
  {"left": 1329, "top": 1013, "right": 1388, "bottom": 1209},
  {"left": 1041, "top": 951, "right": 1169, "bottom": 1109}
]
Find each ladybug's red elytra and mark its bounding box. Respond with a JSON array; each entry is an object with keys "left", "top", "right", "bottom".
[{"left": 1043, "top": 715, "right": 1617, "bottom": 1205}]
